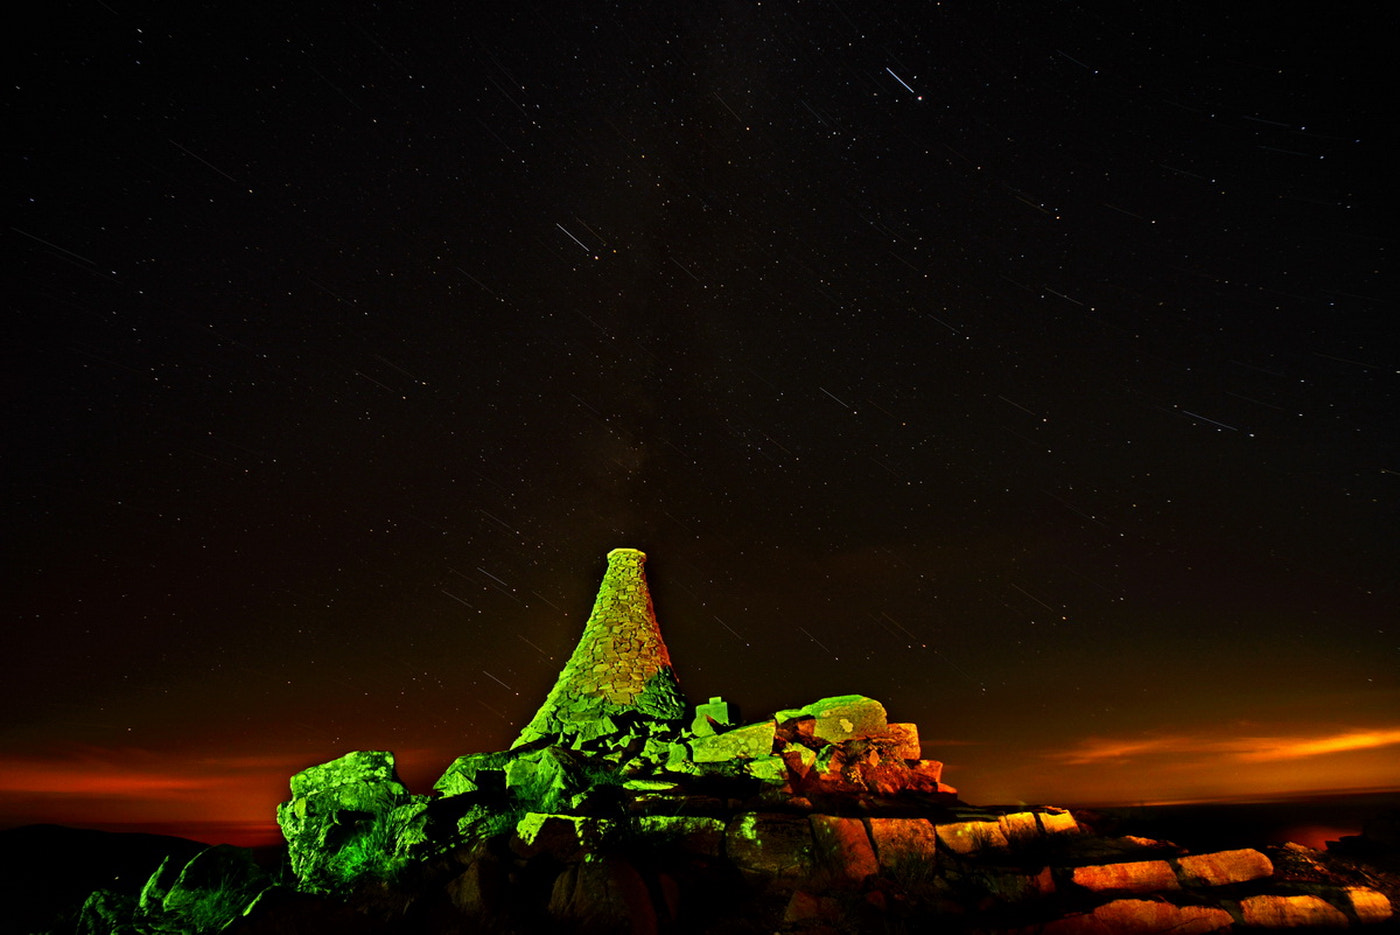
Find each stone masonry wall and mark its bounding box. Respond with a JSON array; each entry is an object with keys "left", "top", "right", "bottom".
[{"left": 513, "top": 549, "right": 686, "bottom": 747}]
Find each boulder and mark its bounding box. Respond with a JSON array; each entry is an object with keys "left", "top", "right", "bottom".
[
  {"left": 1237, "top": 893, "right": 1350, "bottom": 927},
  {"left": 1039, "top": 808, "right": 1081, "bottom": 835},
  {"left": 775, "top": 695, "right": 888, "bottom": 743},
  {"left": 880, "top": 722, "right": 922, "bottom": 759},
  {"left": 512, "top": 813, "right": 613, "bottom": 861},
  {"left": 744, "top": 754, "right": 791, "bottom": 784},
  {"left": 1345, "top": 887, "right": 1394, "bottom": 924},
  {"left": 434, "top": 751, "right": 512, "bottom": 797},
  {"left": 1070, "top": 860, "right": 1179, "bottom": 894},
  {"left": 869, "top": 818, "right": 938, "bottom": 871},
  {"left": 1176, "top": 849, "right": 1273, "bottom": 887},
  {"left": 504, "top": 746, "right": 590, "bottom": 812},
  {"left": 935, "top": 820, "right": 1009, "bottom": 855},
  {"left": 1042, "top": 898, "right": 1233, "bottom": 934},
  {"left": 158, "top": 844, "right": 266, "bottom": 921},
  {"left": 276, "top": 750, "right": 424, "bottom": 891},
  {"left": 999, "top": 811, "right": 1041, "bottom": 846},
  {"left": 809, "top": 815, "right": 878, "bottom": 886},
  {"left": 725, "top": 813, "right": 815, "bottom": 883},
  {"left": 547, "top": 855, "right": 658, "bottom": 934},
  {"left": 690, "top": 719, "right": 776, "bottom": 762},
  {"left": 289, "top": 750, "right": 402, "bottom": 797},
  {"left": 781, "top": 744, "right": 818, "bottom": 779}
]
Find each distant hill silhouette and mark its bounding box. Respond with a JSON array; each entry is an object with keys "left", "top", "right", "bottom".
[{"left": 0, "top": 824, "right": 206, "bottom": 935}]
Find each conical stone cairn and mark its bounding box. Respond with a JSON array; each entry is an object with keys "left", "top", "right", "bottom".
[{"left": 512, "top": 548, "right": 687, "bottom": 748}]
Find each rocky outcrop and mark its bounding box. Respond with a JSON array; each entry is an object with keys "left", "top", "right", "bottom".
[
  {"left": 69, "top": 548, "right": 1398, "bottom": 933},
  {"left": 74, "top": 843, "right": 273, "bottom": 935},
  {"left": 276, "top": 749, "right": 430, "bottom": 893}
]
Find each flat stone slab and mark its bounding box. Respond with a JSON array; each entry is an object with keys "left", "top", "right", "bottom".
[
  {"left": 1237, "top": 893, "right": 1350, "bottom": 927},
  {"left": 1042, "top": 898, "right": 1233, "bottom": 934},
  {"left": 1345, "top": 886, "right": 1394, "bottom": 924},
  {"left": 1071, "top": 859, "right": 1179, "bottom": 894},
  {"left": 774, "top": 695, "right": 888, "bottom": 743},
  {"left": 1177, "top": 848, "right": 1273, "bottom": 887},
  {"left": 690, "top": 720, "right": 776, "bottom": 762}
]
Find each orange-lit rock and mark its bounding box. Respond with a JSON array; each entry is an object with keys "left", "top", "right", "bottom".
[
  {"left": 781, "top": 743, "right": 817, "bottom": 779},
  {"left": 809, "top": 815, "right": 878, "bottom": 885},
  {"left": 1043, "top": 898, "right": 1233, "bottom": 934},
  {"left": 881, "top": 722, "right": 921, "bottom": 758},
  {"left": 1345, "top": 886, "right": 1393, "bottom": 924},
  {"left": 1071, "top": 859, "right": 1179, "bottom": 894},
  {"left": 1040, "top": 808, "right": 1080, "bottom": 835},
  {"left": 1237, "top": 893, "right": 1350, "bottom": 927},
  {"left": 869, "top": 817, "right": 938, "bottom": 870},
  {"left": 783, "top": 888, "right": 843, "bottom": 926},
  {"left": 1177, "top": 848, "right": 1273, "bottom": 886},
  {"left": 936, "top": 819, "right": 1008, "bottom": 854},
  {"left": 999, "top": 811, "right": 1041, "bottom": 845},
  {"left": 774, "top": 694, "right": 889, "bottom": 743}
]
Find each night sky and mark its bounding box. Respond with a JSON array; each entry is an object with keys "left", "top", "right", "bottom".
[{"left": 7, "top": 1, "right": 1396, "bottom": 846}]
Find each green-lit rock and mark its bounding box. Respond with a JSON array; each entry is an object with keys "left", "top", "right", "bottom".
[
  {"left": 514, "top": 812, "right": 614, "bottom": 860},
  {"left": 745, "top": 754, "right": 791, "bottom": 784},
  {"left": 690, "top": 719, "right": 776, "bottom": 762},
  {"left": 775, "top": 695, "right": 888, "bottom": 743},
  {"left": 634, "top": 816, "right": 727, "bottom": 856},
  {"left": 691, "top": 695, "right": 737, "bottom": 735},
  {"left": 434, "top": 750, "right": 513, "bottom": 797},
  {"left": 76, "top": 889, "right": 137, "bottom": 935},
  {"left": 505, "top": 746, "right": 590, "bottom": 812},
  {"left": 159, "top": 844, "right": 266, "bottom": 922},
  {"left": 289, "top": 749, "right": 402, "bottom": 797},
  {"left": 137, "top": 854, "right": 179, "bottom": 915},
  {"left": 277, "top": 750, "right": 424, "bottom": 891},
  {"left": 634, "top": 667, "right": 687, "bottom": 721}
]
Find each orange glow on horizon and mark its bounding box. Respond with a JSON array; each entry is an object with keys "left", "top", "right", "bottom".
[
  {"left": 2, "top": 725, "right": 1397, "bottom": 844},
  {"left": 1050, "top": 725, "right": 1400, "bottom": 767}
]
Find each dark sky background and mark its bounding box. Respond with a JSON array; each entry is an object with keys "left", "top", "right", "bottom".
[{"left": 6, "top": 0, "right": 1396, "bottom": 845}]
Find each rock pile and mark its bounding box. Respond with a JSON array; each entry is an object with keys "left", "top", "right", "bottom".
[{"left": 66, "top": 548, "right": 1400, "bottom": 933}]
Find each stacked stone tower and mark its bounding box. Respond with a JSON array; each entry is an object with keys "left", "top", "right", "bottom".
[{"left": 512, "top": 548, "right": 687, "bottom": 748}]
